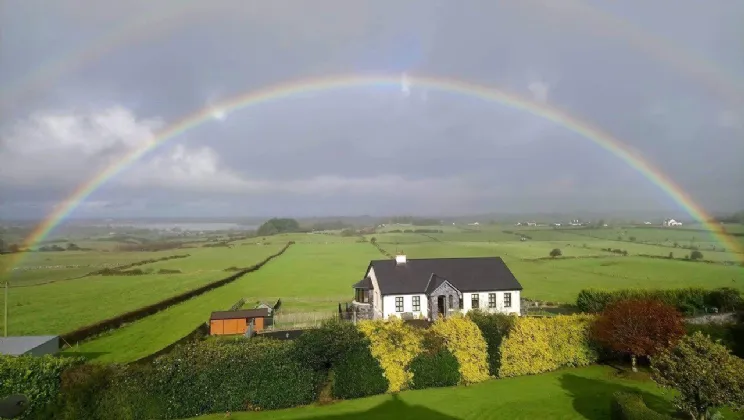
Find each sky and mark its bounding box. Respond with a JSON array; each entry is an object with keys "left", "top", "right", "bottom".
[{"left": 0, "top": 0, "right": 742, "bottom": 219}]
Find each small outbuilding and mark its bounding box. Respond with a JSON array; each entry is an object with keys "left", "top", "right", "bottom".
[
  {"left": 0, "top": 336, "right": 59, "bottom": 356},
  {"left": 209, "top": 308, "right": 269, "bottom": 336}
]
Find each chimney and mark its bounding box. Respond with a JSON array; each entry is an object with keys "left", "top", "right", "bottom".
[{"left": 395, "top": 253, "right": 407, "bottom": 265}]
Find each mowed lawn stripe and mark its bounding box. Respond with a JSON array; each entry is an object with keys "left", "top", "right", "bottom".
[
  {"left": 65, "top": 244, "right": 286, "bottom": 363},
  {"left": 2, "top": 245, "right": 282, "bottom": 336}
]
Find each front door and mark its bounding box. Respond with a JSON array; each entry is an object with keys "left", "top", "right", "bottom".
[{"left": 437, "top": 295, "right": 446, "bottom": 318}]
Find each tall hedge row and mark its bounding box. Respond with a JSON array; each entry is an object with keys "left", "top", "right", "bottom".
[
  {"left": 357, "top": 317, "right": 423, "bottom": 392},
  {"left": 50, "top": 339, "right": 320, "bottom": 419},
  {"left": 576, "top": 287, "right": 743, "bottom": 315},
  {"left": 429, "top": 315, "right": 490, "bottom": 384},
  {"left": 467, "top": 310, "right": 517, "bottom": 375},
  {"left": 0, "top": 354, "right": 83, "bottom": 418},
  {"left": 498, "top": 314, "right": 599, "bottom": 377}
]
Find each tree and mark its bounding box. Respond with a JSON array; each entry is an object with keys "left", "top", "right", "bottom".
[
  {"left": 651, "top": 332, "right": 744, "bottom": 420},
  {"left": 690, "top": 250, "right": 704, "bottom": 261},
  {"left": 256, "top": 218, "right": 300, "bottom": 236},
  {"left": 370, "top": 237, "right": 377, "bottom": 244},
  {"left": 549, "top": 248, "right": 562, "bottom": 258},
  {"left": 0, "top": 237, "right": 5, "bottom": 252},
  {"left": 592, "top": 299, "right": 685, "bottom": 372}
]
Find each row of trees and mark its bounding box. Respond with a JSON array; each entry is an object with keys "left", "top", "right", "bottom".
[{"left": 593, "top": 299, "right": 744, "bottom": 419}]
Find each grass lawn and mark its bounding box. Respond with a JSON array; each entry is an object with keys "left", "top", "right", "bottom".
[
  {"left": 190, "top": 365, "right": 690, "bottom": 420},
  {"left": 1, "top": 245, "right": 283, "bottom": 336},
  {"left": 66, "top": 242, "right": 380, "bottom": 362}
]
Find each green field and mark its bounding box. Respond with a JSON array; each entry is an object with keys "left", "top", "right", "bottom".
[
  {"left": 0, "top": 244, "right": 284, "bottom": 336},
  {"left": 191, "top": 365, "right": 730, "bottom": 420},
  {"left": 4, "top": 223, "right": 744, "bottom": 363}
]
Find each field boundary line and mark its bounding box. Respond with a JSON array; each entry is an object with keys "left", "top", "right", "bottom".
[{"left": 60, "top": 241, "right": 294, "bottom": 346}]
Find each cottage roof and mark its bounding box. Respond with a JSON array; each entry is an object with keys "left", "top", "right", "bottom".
[
  {"left": 352, "top": 277, "right": 373, "bottom": 289},
  {"left": 366, "top": 257, "right": 523, "bottom": 295},
  {"left": 210, "top": 308, "right": 269, "bottom": 320}
]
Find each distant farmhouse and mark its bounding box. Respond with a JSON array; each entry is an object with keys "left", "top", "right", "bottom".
[
  {"left": 351, "top": 255, "right": 522, "bottom": 321},
  {"left": 663, "top": 219, "right": 683, "bottom": 227}
]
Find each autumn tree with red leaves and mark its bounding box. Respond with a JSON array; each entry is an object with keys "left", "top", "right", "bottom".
[{"left": 592, "top": 299, "right": 685, "bottom": 371}]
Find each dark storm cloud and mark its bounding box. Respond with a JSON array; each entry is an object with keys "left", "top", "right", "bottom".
[{"left": 1, "top": 0, "right": 742, "bottom": 219}]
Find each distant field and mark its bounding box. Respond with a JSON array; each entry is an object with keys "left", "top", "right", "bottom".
[
  {"left": 0, "top": 249, "right": 188, "bottom": 286},
  {"left": 66, "top": 241, "right": 380, "bottom": 362},
  {"left": 374, "top": 240, "right": 744, "bottom": 303},
  {"left": 0, "top": 244, "right": 284, "bottom": 336}
]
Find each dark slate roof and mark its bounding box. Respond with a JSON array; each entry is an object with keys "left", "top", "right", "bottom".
[
  {"left": 367, "top": 257, "right": 523, "bottom": 295},
  {"left": 210, "top": 308, "right": 269, "bottom": 320},
  {"left": 352, "top": 277, "right": 373, "bottom": 289}
]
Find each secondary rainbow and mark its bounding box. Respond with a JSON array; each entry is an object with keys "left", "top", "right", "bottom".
[
  {"left": 3, "top": 1, "right": 742, "bottom": 110},
  {"left": 10, "top": 74, "right": 744, "bottom": 270}
]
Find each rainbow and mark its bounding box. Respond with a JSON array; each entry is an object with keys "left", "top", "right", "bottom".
[{"left": 9, "top": 73, "right": 744, "bottom": 270}]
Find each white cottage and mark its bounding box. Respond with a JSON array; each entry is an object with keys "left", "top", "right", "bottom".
[{"left": 351, "top": 255, "right": 523, "bottom": 320}]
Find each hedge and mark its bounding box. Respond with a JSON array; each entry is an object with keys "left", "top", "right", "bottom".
[
  {"left": 498, "top": 314, "right": 598, "bottom": 377},
  {"left": 357, "top": 317, "right": 423, "bottom": 392},
  {"left": 292, "top": 318, "right": 369, "bottom": 373},
  {"left": 467, "top": 310, "right": 517, "bottom": 375},
  {"left": 61, "top": 242, "right": 293, "bottom": 345},
  {"left": 429, "top": 315, "right": 490, "bottom": 384},
  {"left": 53, "top": 338, "right": 319, "bottom": 419},
  {"left": 0, "top": 354, "right": 84, "bottom": 418},
  {"left": 332, "top": 345, "right": 388, "bottom": 399},
  {"left": 409, "top": 348, "right": 460, "bottom": 390},
  {"left": 610, "top": 392, "right": 672, "bottom": 420},
  {"left": 576, "top": 287, "right": 743, "bottom": 315}
]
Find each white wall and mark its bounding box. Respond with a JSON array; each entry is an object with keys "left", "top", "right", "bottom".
[
  {"left": 381, "top": 294, "right": 428, "bottom": 319},
  {"left": 461, "top": 290, "right": 520, "bottom": 316},
  {"left": 367, "top": 267, "right": 383, "bottom": 318}
]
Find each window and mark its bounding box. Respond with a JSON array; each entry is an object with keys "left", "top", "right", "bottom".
[
  {"left": 488, "top": 293, "right": 496, "bottom": 308},
  {"left": 412, "top": 296, "right": 420, "bottom": 312},
  {"left": 471, "top": 293, "right": 479, "bottom": 309},
  {"left": 355, "top": 289, "right": 369, "bottom": 303},
  {"left": 448, "top": 295, "right": 453, "bottom": 311},
  {"left": 395, "top": 296, "right": 404, "bottom": 312},
  {"left": 504, "top": 292, "right": 512, "bottom": 308}
]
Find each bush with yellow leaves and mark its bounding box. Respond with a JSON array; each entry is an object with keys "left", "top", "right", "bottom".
[
  {"left": 357, "top": 317, "right": 423, "bottom": 392},
  {"left": 429, "top": 314, "right": 490, "bottom": 384},
  {"left": 498, "top": 314, "right": 599, "bottom": 378}
]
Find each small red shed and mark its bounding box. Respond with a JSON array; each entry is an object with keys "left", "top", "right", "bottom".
[{"left": 209, "top": 308, "right": 269, "bottom": 336}]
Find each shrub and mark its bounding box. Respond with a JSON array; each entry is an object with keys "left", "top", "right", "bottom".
[
  {"left": 610, "top": 392, "right": 672, "bottom": 420},
  {"left": 429, "top": 315, "right": 489, "bottom": 384},
  {"left": 357, "top": 317, "right": 423, "bottom": 392},
  {"left": 0, "top": 354, "right": 84, "bottom": 418},
  {"left": 332, "top": 345, "right": 388, "bottom": 399},
  {"left": 292, "top": 318, "right": 369, "bottom": 372},
  {"left": 467, "top": 310, "right": 517, "bottom": 375},
  {"left": 593, "top": 299, "right": 684, "bottom": 371},
  {"left": 550, "top": 248, "right": 562, "bottom": 257},
  {"left": 651, "top": 332, "right": 744, "bottom": 420},
  {"left": 576, "top": 287, "right": 716, "bottom": 315},
  {"left": 499, "top": 314, "right": 598, "bottom": 377},
  {"left": 705, "top": 287, "right": 743, "bottom": 312},
  {"left": 690, "top": 250, "right": 703, "bottom": 260},
  {"left": 410, "top": 348, "right": 460, "bottom": 390}
]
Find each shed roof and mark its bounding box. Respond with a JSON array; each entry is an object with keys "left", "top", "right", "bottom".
[
  {"left": 0, "top": 336, "right": 58, "bottom": 356},
  {"left": 210, "top": 308, "right": 269, "bottom": 320},
  {"left": 367, "top": 256, "right": 523, "bottom": 295}
]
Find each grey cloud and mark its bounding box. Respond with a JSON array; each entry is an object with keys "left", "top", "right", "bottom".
[{"left": 1, "top": 0, "right": 742, "bottom": 219}]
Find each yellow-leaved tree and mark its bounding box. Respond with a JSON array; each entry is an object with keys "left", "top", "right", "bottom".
[
  {"left": 429, "top": 314, "right": 490, "bottom": 384},
  {"left": 357, "top": 317, "right": 423, "bottom": 392}
]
